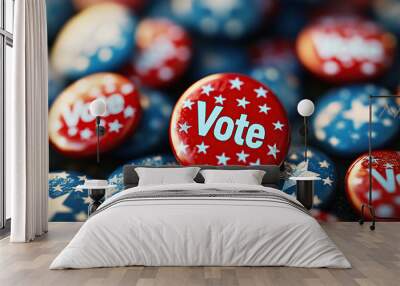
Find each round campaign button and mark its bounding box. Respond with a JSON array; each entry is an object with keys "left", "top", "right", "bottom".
[
  {"left": 282, "top": 146, "right": 337, "bottom": 209},
  {"left": 49, "top": 73, "right": 142, "bottom": 157},
  {"left": 131, "top": 18, "right": 192, "bottom": 88},
  {"left": 51, "top": 3, "right": 136, "bottom": 79},
  {"left": 346, "top": 150, "right": 400, "bottom": 219},
  {"left": 311, "top": 84, "right": 400, "bottom": 157},
  {"left": 297, "top": 16, "right": 396, "bottom": 82},
  {"left": 169, "top": 73, "right": 290, "bottom": 166},
  {"left": 49, "top": 171, "right": 90, "bottom": 222}
]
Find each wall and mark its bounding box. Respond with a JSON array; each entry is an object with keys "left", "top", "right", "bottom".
[{"left": 46, "top": 0, "right": 400, "bottom": 222}]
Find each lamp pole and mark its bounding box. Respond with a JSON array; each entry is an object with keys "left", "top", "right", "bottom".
[
  {"left": 96, "top": 116, "right": 101, "bottom": 164},
  {"left": 304, "top": 116, "right": 308, "bottom": 162},
  {"left": 89, "top": 98, "right": 107, "bottom": 164},
  {"left": 297, "top": 99, "right": 314, "bottom": 163}
]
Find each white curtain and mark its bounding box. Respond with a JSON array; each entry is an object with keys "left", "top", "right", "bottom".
[{"left": 8, "top": 0, "right": 49, "bottom": 242}]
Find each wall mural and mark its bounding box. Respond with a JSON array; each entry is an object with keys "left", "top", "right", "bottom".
[{"left": 47, "top": 0, "right": 400, "bottom": 222}]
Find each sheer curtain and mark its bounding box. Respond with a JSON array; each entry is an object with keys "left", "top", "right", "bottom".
[{"left": 7, "top": 0, "right": 48, "bottom": 242}]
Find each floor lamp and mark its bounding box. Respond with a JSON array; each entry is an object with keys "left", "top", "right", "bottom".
[{"left": 359, "top": 94, "right": 400, "bottom": 231}]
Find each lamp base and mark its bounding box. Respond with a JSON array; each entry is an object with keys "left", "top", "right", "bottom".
[
  {"left": 359, "top": 203, "right": 376, "bottom": 231},
  {"left": 88, "top": 188, "right": 106, "bottom": 215},
  {"left": 296, "top": 180, "right": 314, "bottom": 210},
  {"left": 95, "top": 116, "right": 106, "bottom": 164}
]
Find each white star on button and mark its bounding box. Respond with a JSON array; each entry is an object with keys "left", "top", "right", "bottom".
[
  {"left": 322, "top": 177, "right": 333, "bottom": 186},
  {"left": 319, "top": 160, "right": 330, "bottom": 168},
  {"left": 343, "top": 101, "right": 371, "bottom": 129},
  {"left": 109, "top": 120, "right": 123, "bottom": 133},
  {"left": 177, "top": 142, "right": 189, "bottom": 154},
  {"left": 236, "top": 150, "right": 249, "bottom": 163},
  {"left": 329, "top": 137, "right": 340, "bottom": 146},
  {"left": 105, "top": 83, "right": 116, "bottom": 93},
  {"left": 183, "top": 99, "right": 195, "bottom": 110},
  {"left": 124, "top": 106, "right": 135, "bottom": 118},
  {"left": 352, "top": 177, "right": 363, "bottom": 186},
  {"left": 53, "top": 185, "right": 63, "bottom": 192},
  {"left": 51, "top": 171, "right": 68, "bottom": 180},
  {"left": 351, "top": 133, "right": 360, "bottom": 140},
  {"left": 78, "top": 175, "right": 87, "bottom": 181},
  {"left": 364, "top": 156, "right": 379, "bottom": 164},
  {"left": 259, "top": 104, "right": 271, "bottom": 114},
  {"left": 254, "top": 86, "right": 267, "bottom": 98},
  {"left": 48, "top": 193, "right": 71, "bottom": 220},
  {"left": 313, "top": 195, "right": 322, "bottom": 206},
  {"left": 250, "top": 158, "right": 261, "bottom": 166},
  {"left": 385, "top": 163, "right": 393, "bottom": 169},
  {"left": 237, "top": 97, "right": 250, "bottom": 109},
  {"left": 196, "top": 142, "right": 209, "bottom": 154},
  {"left": 68, "top": 127, "right": 78, "bottom": 136},
  {"left": 80, "top": 128, "right": 92, "bottom": 139},
  {"left": 201, "top": 84, "right": 214, "bottom": 96},
  {"left": 214, "top": 94, "right": 226, "bottom": 105},
  {"left": 121, "top": 83, "right": 134, "bottom": 95},
  {"left": 267, "top": 144, "right": 280, "bottom": 159},
  {"left": 216, "top": 153, "right": 230, "bottom": 165},
  {"left": 273, "top": 121, "right": 284, "bottom": 130},
  {"left": 229, "top": 77, "right": 244, "bottom": 90},
  {"left": 178, "top": 122, "right": 191, "bottom": 133},
  {"left": 383, "top": 119, "right": 393, "bottom": 127}
]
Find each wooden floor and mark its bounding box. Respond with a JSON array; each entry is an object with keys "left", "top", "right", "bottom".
[{"left": 0, "top": 222, "right": 399, "bottom": 286}]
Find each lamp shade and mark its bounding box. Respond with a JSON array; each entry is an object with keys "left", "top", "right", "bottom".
[
  {"left": 89, "top": 98, "right": 107, "bottom": 117},
  {"left": 297, "top": 99, "right": 314, "bottom": 117}
]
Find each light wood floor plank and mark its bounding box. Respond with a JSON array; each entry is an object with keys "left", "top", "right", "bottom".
[{"left": 0, "top": 222, "right": 399, "bottom": 286}]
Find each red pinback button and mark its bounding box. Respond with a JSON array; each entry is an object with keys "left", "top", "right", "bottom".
[
  {"left": 297, "top": 16, "right": 396, "bottom": 83},
  {"left": 132, "top": 18, "right": 192, "bottom": 88},
  {"left": 345, "top": 150, "right": 400, "bottom": 220},
  {"left": 49, "top": 73, "right": 141, "bottom": 157},
  {"left": 169, "top": 73, "right": 290, "bottom": 166}
]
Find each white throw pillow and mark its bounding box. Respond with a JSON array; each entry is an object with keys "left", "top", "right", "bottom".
[
  {"left": 200, "top": 169, "right": 266, "bottom": 185},
  {"left": 135, "top": 167, "right": 200, "bottom": 186}
]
